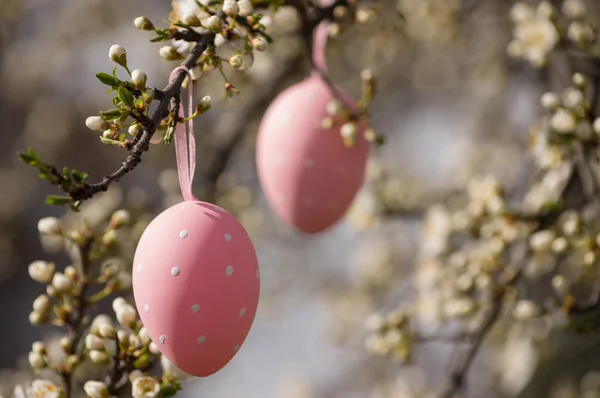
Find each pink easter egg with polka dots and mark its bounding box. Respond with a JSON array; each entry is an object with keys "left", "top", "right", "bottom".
[
  {"left": 132, "top": 201, "right": 260, "bottom": 377},
  {"left": 256, "top": 75, "right": 370, "bottom": 234}
]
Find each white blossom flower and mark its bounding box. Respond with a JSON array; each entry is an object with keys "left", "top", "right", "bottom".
[
  {"left": 214, "top": 33, "right": 226, "bottom": 47},
  {"left": 132, "top": 377, "right": 160, "bottom": 398},
  {"left": 511, "top": 5, "right": 558, "bottom": 67},
  {"left": 31, "top": 380, "right": 63, "bottom": 398},
  {"left": 138, "top": 327, "right": 151, "bottom": 345},
  {"left": 83, "top": 381, "right": 108, "bottom": 398},
  {"left": 540, "top": 92, "right": 560, "bottom": 110},
  {"left": 28, "top": 261, "right": 55, "bottom": 284},
  {"left": 562, "top": 0, "right": 587, "bottom": 20},
  {"left": 513, "top": 300, "right": 540, "bottom": 320},
  {"left": 37, "top": 217, "right": 61, "bottom": 235},
  {"left": 32, "top": 341, "right": 46, "bottom": 353}
]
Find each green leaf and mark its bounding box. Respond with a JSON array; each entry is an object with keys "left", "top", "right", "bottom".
[
  {"left": 160, "top": 380, "right": 182, "bottom": 398},
  {"left": 119, "top": 133, "right": 126, "bottom": 142},
  {"left": 150, "top": 36, "right": 166, "bottom": 42},
  {"left": 117, "top": 87, "right": 134, "bottom": 108},
  {"left": 18, "top": 152, "right": 36, "bottom": 165},
  {"left": 96, "top": 72, "right": 119, "bottom": 86},
  {"left": 45, "top": 195, "right": 71, "bottom": 206},
  {"left": 112, "top": 67, "right": 119, "bottom": 79},
  {"left": 112, "top": 97, "right": 120, "bottom": 106},
  {"left": 99, "top": 109, "right": 123, "bottom": 121}
]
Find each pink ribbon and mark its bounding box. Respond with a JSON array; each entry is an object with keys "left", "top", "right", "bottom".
[
  {"left": 169, "top": 66, "right": 197, "bottom": 202},
  {"left": 312, "top": 21, "right": 329, "bottom": 73}
]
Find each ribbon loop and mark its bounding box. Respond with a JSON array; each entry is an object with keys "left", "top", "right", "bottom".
[{"left": 168, "top": 66, "right": 197, "bottom": 202}]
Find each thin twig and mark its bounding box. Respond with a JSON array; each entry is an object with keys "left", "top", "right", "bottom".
[{"left": 68, "top": 32, "right": 215, "bottom": 203}]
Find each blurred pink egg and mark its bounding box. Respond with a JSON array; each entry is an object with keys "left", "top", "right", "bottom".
[
  {"left": 256, "top": 75, "right": 370, "bottom": 234},
  {"left": 132, "top": 201, "right": 260, "bottom": 377}
]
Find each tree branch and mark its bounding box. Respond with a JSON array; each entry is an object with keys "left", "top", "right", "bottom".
[{"left": 67, "top": 32, "right": 214, "bottom": 203}]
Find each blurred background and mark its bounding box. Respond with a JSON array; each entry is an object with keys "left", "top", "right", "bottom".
[{"left": 1, "top": 0, "right": 600, "bottom": 397}]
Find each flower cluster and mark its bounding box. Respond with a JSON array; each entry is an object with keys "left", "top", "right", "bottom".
[
  {"left": 507, "top": 1, "right": 559, "bottom": 67},
  {"left": 20, "top": 209, "right": 186, "bottom": 398},
  {"left": 364, "top": 307, "right": 413, "bottom": 363}
]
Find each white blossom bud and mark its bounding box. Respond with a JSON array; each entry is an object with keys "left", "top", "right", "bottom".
[
  {"left": 513, "top": 300, "right": 539, "bottom": 320},
  {"left": 223, "top": 0, "right": 239, "bottom": 17},
  {"left": 326, "top": 100, "right": 343, "bottom": 116},
  {"left": 132, "top": 377, "right": 160, "bottom": 398},
  {"left": 138, "top": 327, "right": 151, "bottom": 345},
  {"left": 102, "top": 229, "right": 117, "bottom": 246},
  {"left": 229, "top": 54, "right": 243, "bottom": 69},
  {"left": 593, "top": 118, "right": 600, "bottom": 136},
  {"left": 83, "top": 381, "right": 108, "bottom": 398},
  {"left": 64, "top": 265, "right": 77, "bottom": 280},
  {"left": 117, "top": 329, "right": 130, "bottom": 343},
  {"left": 112, "top": 297, "right": 127, "bottom": 313},
  {"left": 128, "top": 124, "right": 141, "bottom": 136},
  {"left": 159, "top": 46, "right": 182, "bottom": 61},
  {"left": 340, "top": 122, "right": 357, "bottom": 147},
  {"left": 364, "top": 313, "right": 385, "bottom": 332},
  {"left": 29, "top": 311, "right": 43, "bottom": 325},
  {"left": 567, "top": 21, "right": 595, "bottom": 44},
  {"left": 129, "top": 370, "right": 144, "bottom": 382},
  {"left": 28, "top": 261, "right": 55, "bottom": 284},
  {"left": 251, "top": 36, "right": 268, "bottom": 51},
  {"left": 145, "top": 88, "right": 155, "bottom": 103},
  {"left": 573, "top": 73, "right": 587, "bottom": 88},
  {"left": 98, "top": 322, "right": 116, "bottom": 339},
  {"left": 131, "top": 69, "right": 147, "bottom": 89},
  {"left": 552, "top": 275, "right": 571, "bottom": 295},
  {"left": 550, "top": 108, "right": 576, "bottom": 133},
  {"left": 85, "top": 116, "right": 109, "bottom": 132},
  {"left": 540, "top": 92, "right": 561, "bottom": 110},
  {"left": 237, "top": 0, "right": 253, "bottom": 16},
  {"left": 28, "top": 352, "right": 45, "bottom": 369},
  {"left": 562, "top": 0, "right": 587, "bottom": 20},
  {"left": 110, "top": 210, "right": 130, "bottom": 228},
  {"left": 51, "top": 272, "right": 71, "bottom": 292},
  {"left": 37, "top": 217, "right": 61, "bottom": 235},
  {"left": 190, "top": 65, "right": 203, "bottom": 80},
  {"left": 551, "top": 236, "right": 568, "bottom": 253},
  {"left": 562, "top": 88, "right": 584, "bottom": 110},
  {"left": 214, "top": 33, "right": 226, "bottom": 47},
  {"left": 149, "top": 342, "right": 160, "bottom": 355},
  {"left": 85, "top": 334, "right": 105, "bottom": 351},
  {"left": 102, "top": 129, "right": 113, "bottom": 139},
  {"left": 32, "top": 342, "right": 46, "bottom": 354},
  {"left": 59, "top": 335, "right": 71, "bottom": 351},
  {"left": 134, "top": 16, "right": 154, "bottom": 30},
  {"left": 529, "top": 230, "right": 555, "bottom": 251},
  {"left": 89, "top": 350, "right": 109, "bottom": 364},
  {"left": 206, "top": 15, "right": 222, "bottom": 31},
  {"left": 91, "top": 315, "right": 112, "bottom": 334},
  {"left": 108, "top": 45, "right": 127, "bottom": 67},
  {"left": 116, "top": 304, "right": 137, "bottom": 328},
  {"left": 182, "top": 13, "right": 201, "bottom": 27}
]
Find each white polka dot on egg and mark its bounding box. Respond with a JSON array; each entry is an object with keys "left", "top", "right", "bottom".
[
  {"left": 225, "top": 233, "right": 232, "bottom": 242},
  {"left": 144, "top": 304, "right": 150, "bottom": 313},
  {"left": 171, "top": 267, "right": 180, "bottom": 276},
  {"left": 159, "top": 335, "right": 167, "bottom": 344},
  {"left": 179, "top": 230, "right": 188, "bottom": 239},
  {"left": 239, "top": 308, "right": 246, "bottom": 317},
  {"left": 233, "top": 345, "right": 240, "bottom": 352},
  {"left": 198, "top": 335, "right": 206, "bottom": 344},
  {"left": 192, "top": 304, "right": 200, "bottom": 313},
  {"left": 226, "top": 265, "right": 234, "bottom": 276},
  {"left": 137, "top": 263, "right": 142, "bottom": 273}
]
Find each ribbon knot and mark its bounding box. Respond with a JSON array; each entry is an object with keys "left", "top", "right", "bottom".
[{"left": 168, "top": 66, "right": 197, "bottom": 202}]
